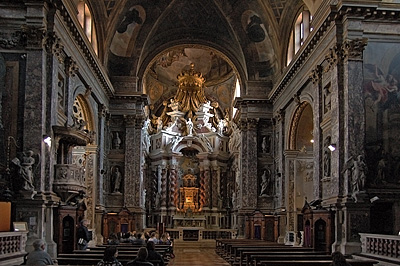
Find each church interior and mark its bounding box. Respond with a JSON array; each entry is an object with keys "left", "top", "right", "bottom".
[{"left": 0, "top": 0, "right": 400, "bottom": 265}]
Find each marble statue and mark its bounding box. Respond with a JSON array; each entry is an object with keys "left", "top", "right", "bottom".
[
  {"left": 112, "top": 166, "right": 122, "bottom": 193},
  {"left": 15, "top": 150, "right": 36, "bottom": 191},
  {"left": 259, "top": 168, "right": 271, "bottom": 196},
  {"left": 113, "top": 132, "right": 122, "bottom": 149}
]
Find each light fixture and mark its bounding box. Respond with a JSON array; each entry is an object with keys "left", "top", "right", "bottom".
[
  {"left": 310, "top": 139, "right": 314, "bottom": 143},
  {"left": 370, "top": 196, "right": 379, "bottom": 203},
  {"left": 328, "top": 144, "right": 336, "bottom": 151},
  {"left": 43, "top": 135, "right": 52, "bottom": 148}
]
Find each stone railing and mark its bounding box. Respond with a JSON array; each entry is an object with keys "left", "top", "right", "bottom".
[
  {"left": 0, "top": 231, "right": 28, "bottom": 266},
  {"left": 359, "top": 233, "right": 400, "bottom": 261}
]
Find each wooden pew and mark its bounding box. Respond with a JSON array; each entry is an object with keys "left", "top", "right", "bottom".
[
  {"left": 57, "top": 244, "right": 170, "bottom": 266},
  {"left": 228, "top": 245, "right": 312, "bottom": 264},
  {"left": 242, "top": 251, "right": 327, "bottom": 266},
  {"left": 221, "top": 241, "right": 285, "bottom": 261},
  {"left": 257, "top": 259, "right": 378, "bottom": 266}
]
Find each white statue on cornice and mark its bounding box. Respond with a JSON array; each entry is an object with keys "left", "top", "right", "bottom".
[{"left": 187, "top": 118, "right": 194, "bottom": 136}]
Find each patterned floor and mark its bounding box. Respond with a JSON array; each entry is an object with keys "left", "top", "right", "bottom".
[{"left": 167, "top": 244, "right": 229, "bottom": 266}]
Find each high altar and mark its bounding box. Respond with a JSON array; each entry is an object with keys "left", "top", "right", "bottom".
[{"left": 144, "top": 64, "right": 235, "bottom": 230}]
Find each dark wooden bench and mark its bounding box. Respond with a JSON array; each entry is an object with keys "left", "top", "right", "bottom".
[
  {"left": 257, "top": 259, "right": 378, "bottom": 266},
  {"left": 228, "top": 245, "right": 312, "bottom": 264},
  {"left": 56, "top": 256, "right": 163, "bottom": 266},
  {"left": 242, "top": 251, "right": 327, "bottom": 266}
]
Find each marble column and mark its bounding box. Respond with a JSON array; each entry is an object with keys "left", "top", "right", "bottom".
[
  {"left": 123, "top": 115, "right": 145, "bottom": 228},
  {"left": 341, "top": 38, "right": 369, "bottom": 254},
  {"left": 239, "top": 118, "right": 258, "bottom": 209},
  {"left": 85, "top": 144, "right": 98, "bottom": 246}
]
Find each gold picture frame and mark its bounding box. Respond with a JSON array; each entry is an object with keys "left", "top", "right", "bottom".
[{"left": 13, "top": 222, "right": 28, "bottom": 232}]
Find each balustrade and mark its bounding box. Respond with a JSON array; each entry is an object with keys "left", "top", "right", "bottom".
[
  {"left": 0, "top": 232, "right": 27, "bottom": 265},
  {"left": 359, "top": 233, "right": 400, "bottom": 260}
]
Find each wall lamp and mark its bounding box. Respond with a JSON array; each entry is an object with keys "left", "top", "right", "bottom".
[
  {"left": 328, "top": 144, "right": 336, "bottom": 151},
  {"left": 43, "top": 135, "right": 52, "bottom": 148}
]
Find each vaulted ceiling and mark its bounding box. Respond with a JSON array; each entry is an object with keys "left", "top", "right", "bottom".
[{"left": 85, "top": 0, "right": 322, "bottom": 111}]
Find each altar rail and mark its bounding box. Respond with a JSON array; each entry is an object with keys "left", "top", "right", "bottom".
[
  {"left": 0, "top": 231, "right": 28, "bottom": 266},
  {"left": 166, "top": 228, "right": 236, "bottom": 241},
  {"left": 359, "top": 233, "right": 400, "bottom": 260}
]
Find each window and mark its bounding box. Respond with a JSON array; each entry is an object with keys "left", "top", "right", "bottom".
[
  {"left": 287, "top": 10, "right": 312, "bottom": 65},
  {"left": 233, "top": 78, "right": 241, "bottom": 117},
  {"left": 77, "top": 1, "right": 98, "bottom": 55}
]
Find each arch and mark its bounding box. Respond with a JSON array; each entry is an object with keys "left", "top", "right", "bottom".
[
  {"left": 139, "top": 44, "right": 247, "bottom": 97},
  {"left": 73, "top": 94, "right": 95, "bottom": 133},
  {"left": 173, "top": 138, "right": 211, "bottom": 154},
  {"left": 286, "top": 6, "right": 312, "bottom": 66},
  {"left": 288, "top": 101, "right": 314, "bottom": 150},
  {"left": 76, "top": 0, "right": 98, "bottom": 55}
]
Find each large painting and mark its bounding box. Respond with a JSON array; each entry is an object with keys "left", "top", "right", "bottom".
[{"left": 363, "top": 42, "right": 400, "bottom": 187}]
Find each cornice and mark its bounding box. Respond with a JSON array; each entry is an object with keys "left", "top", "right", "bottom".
[
  {"left": 269, "top": 3, "right": 399, "bottom": 102},
  {"left": 53, "top": 0, "right": 114, "bottom": 97}
]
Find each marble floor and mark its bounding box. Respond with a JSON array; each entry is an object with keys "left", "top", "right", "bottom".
[{"left": 167, "top": 243, "right": 229, "bottom": 266}]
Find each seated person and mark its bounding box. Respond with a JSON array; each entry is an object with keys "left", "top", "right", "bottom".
[
  {"left": 107, "top": 233, "right": 120, "bottom": 245},
  {"left": 131, "top": 233, "right": 146, "bottom": 246},
  {"left": 331, "top": 251, "right": 352, "bottom": 266},
  {"left": 159, "top": 233, "right": 174, "bottom": 258},
  {"left": 148, "top": 232, "right": 159, "bottom": 244},
  {"left": 146, "top": 241, "right": 164, "bottom": 266},
  {"left": 126, "top": 247, "right": 153, "bottom": 266},
  {"left": 97, "top": 246, "right": 122, "bottom": 266},
  {"left": 26, "top": 239, "right": 54, "bottom": 265}
]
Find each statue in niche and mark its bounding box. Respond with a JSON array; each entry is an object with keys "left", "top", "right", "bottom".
[
  {"left": 376, "top": 149, "right": 388, "bottom": 184},
  {"left": 343, "top": 155, "right": 368, "bottom": 197},
  {"left": 112, "top": 166, "right": 122, "bottom": 193},
  {"left": 323, "top": 85, "right": 332, "bottom": 113},
  {"left": 323, "top": 137, "right": 331, "bottom": 177},
  {"left": 261, "top": 136, "right": 271, "bottom": 153},
  {"left": 259, "top": 167, "right": 271, "bottom": 196},
  {"left": 113, "top": 132, "right": 122, "bottom": 149},
  {"left": 12, "top": 150, "right": 36, "bottom": 192}
]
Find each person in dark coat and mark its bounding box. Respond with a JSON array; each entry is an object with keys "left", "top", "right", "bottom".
[
  {"left": 126, "top": 247, "right": 153, "bottom": 266},
  {"left": 146, "top": 241, "right": 164, "bottom": 266},
  {"left": 77, "top": 219, "right": 90, "bottom": 250},
  {"left": 330, "top": 251, "right": 352, "bottom": 266},
  {"left": 96, "top": 246, "right": 122, "bottom": 266}
]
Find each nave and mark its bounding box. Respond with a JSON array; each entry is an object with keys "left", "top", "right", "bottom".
[{"left": 168, "top": 242, "right": 229, "bottom": 266}]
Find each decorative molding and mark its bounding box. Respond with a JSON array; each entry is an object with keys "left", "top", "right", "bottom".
[
  {"left": 54, "top": 1, "right": 114, "bottom": 97},
  {"left": 310, "top": 65, "right": 323, "bottom": 84},
  {"left": 20, "top": 25, "right": 46, "bottom": 49},
  {"left": 65, "top": 56, "right": 79, "bottom": 77},
  {"left": 343, "top": 38, "right": 368, "bottom": 60}
]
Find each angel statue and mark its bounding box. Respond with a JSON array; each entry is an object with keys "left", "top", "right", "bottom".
[
  {"left": 12, "top": 150, "right": 37, "bottom": 192},
  {"left": 343, "top": 155, "right": 367, "bottom": 197}
]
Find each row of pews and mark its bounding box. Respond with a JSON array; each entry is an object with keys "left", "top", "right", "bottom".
[
  {"left": 56, "top": 244, "right": 171, "bottom": 266},
  {"left": 216, "top": 239, "right": 379, "bottom": 266}
]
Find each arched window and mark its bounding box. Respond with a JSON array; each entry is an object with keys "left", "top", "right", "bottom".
[
  {"left": 77, "top": 1, "right": 98, "bottom": 55},
  {"left": 233, "top": 78, "right": 241, "bottom": 117},
  {"left": 287, "top": 9, "right": 312, "bottom": 65}
]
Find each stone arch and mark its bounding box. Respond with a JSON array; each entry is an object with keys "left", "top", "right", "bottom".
[
  {"left": 288, "top": 101, "right": 314, "bottom": 151},
  {"left": 73, "top": 93, "right": 95, "bottom": 134}
]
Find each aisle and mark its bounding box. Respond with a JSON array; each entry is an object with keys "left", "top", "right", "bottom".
[{"left": 167, "top": 242, "right": 229, "bottom": 266}]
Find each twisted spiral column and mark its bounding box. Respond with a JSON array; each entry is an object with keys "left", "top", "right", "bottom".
[
  {"left": 199, "top": 170, "right": 205, "bottom": 209},
  {"left": 169, "top": 166, "right": 177, "bottom": 207}
]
